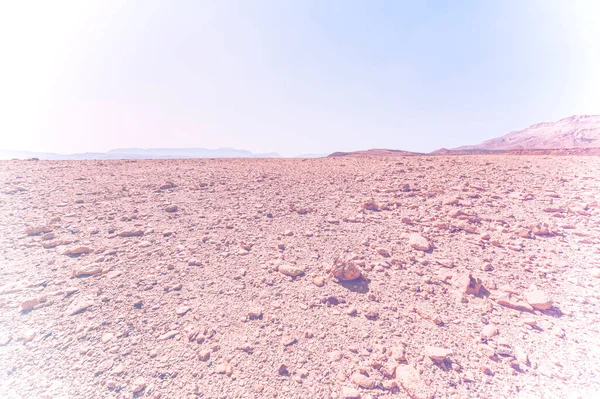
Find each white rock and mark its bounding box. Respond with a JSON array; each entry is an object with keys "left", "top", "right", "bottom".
[
  {"left": 66, "top": 299, "right": 93, "bottom": 316},
  {"left": 278, "top": 263, "right": 305, "bottom": 277},
  {"left": 409, "top": 234, "right": 430, "bottom": 251},
  {"left": 525, "top": 290, "right": 553, "bottom": 310},
  {"left": 481, "top": 324, "right": 498, "bottom": 338},
  {"left": 425, "top": 345, "right": 452, "bottom": 361}
]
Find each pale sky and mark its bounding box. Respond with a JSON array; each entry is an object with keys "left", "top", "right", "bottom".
[{"left": 0, "top": 0, "right": 599, "bottom": 156}]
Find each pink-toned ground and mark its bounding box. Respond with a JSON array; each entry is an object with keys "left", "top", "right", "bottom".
[{"left": 1, "top": 156, "right": 600, "bottom": 399}]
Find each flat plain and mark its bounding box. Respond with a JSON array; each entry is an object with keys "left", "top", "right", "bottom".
[{"left": 1, "top": 156, "right": 600, "bottom": 399}]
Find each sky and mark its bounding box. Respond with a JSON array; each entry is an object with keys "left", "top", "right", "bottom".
[{"left": 0, "top": 0, "right": 599, "bottom": 157}]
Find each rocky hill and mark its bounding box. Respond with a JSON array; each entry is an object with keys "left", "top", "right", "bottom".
[{"left": 453, "top": 115, "right": 600, "bottom": 151}]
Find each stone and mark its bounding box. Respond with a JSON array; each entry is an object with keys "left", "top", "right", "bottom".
[
  {"left": 247, "top": 307, "right": 263, "bottom": 319},
  {"left": 19, "top": 298, "right": 41, "bottom": 312},
  {"left": 159, "top": 182, "right": 176, "bottom": 190},
  {"left": 481, "top": 324, "right": 498, "bottom": 338},
  {"left": 590, "top": 268, "right": 600, "bottom": 278},
  {"left": 101, "top": 333, "right": 114, "bottom": 344},
  {"left": 278, "top": 263, "right": 305, "bottom": 277},
  {"left": 312, "top": 276, "right": 325, "bottom": 287},
  {"left": 382, "top": 380, "right": 398, "bottom": 390},
  {"left": 64, "top": 246, "right": 93, "bottom": 256},
  {"left": 278, "top": 364, "right": 289, "bottom": 376},
  {"left": 298, "top": 369, "right": 309, "bottom": 378},
  {"left": 525, "top": 290, "right": 553, "bottom": 310},
  {"left": 409, "top": 234, "right": 430, "bottom": 251},
  {"left": 112, "top": 364, "right": 125, "bottom": 375},
  {"left": 376, "top": 247, "right": 390, "bottom": 257},
  {"left": 72, "top": 265, "right": 102, "bottom": 278},
  {"left": 132, "top": 378, "right": 146, "bottom": 393},
  {"left": 165, "top": 204, "right": 178, "bottom": 213},
  {"left": 331, "top": 253, "right": 362, "bottom": 281},
  {"left": 237, "top": 342, "right": 253, "bottom": 353},
  {"left": 481, "top": 263, "right": 494, "bottom": 271},
  {"left": 365, "top": 308, "right": 379, "bottom": 319},
  {"left": 158, "top": 330, "right": 178, "bottom": 340},
  {"left": 0, "top": 332, "right": 12, "bottom": 346},
  {"left": 361, "top": 198, "right": 381, "bottom": 211},
  {"left": 436, "top": 258, "right": 455, "bottom": 268},
  {"left": 175, "top": 306, "right": 191, "bottom": 316},
  {"left": 351, "top": 373, "right": 378, "bottom": 389},
  {"left": 380, "top": 362, "right": 397, "bottom": 379},
  {"left": 95, "top": 359, "right": 114, "bottom": 375},
  {"left": 188, "top": 258, "right": 202, "bottom": 266},
  {"left": 25, "top": 225, "right": 52, "bottom": 236},
  {"left": 514, "top": 347, "right": 529, "bottom": 365},
  {"left": 463, "top": 370, "right": 475, "bottom": 382},
  {"left": 22, "top": 328, "right": 36, "bottom": 344},
  {"left": 523, "top": 318, "right": 537, "bottom": 326},
  {"left": 425, "top": 345, "right": 452, "bottom": 361},
  {"left": 107, "top": 270, "right": 122, "bottom": 279},
  {"left": 66, "top": 299, "right": 93, "bottom": 316},
  {"left": 457, "top": 273, "right": 482, "bottom": 295},
  {"left": 41, "top": 232, "right": 55, "bottom": 240},
  {"left": 391, "top": 346, "right": 406, "bottom": 362},
  {"left": 199, "top": 350, "right": 211, "bottom": 361},
  {"left": 216, "top": 363, "right": 228, "bottom": 374},
  {"left": 493, "top": 292, "right": 533, "bottom": 311},
  {"left": 329, "top": 350, "right": 344, "bottom": 362},
  {"left": 281, "top": 335, "right": 297, "bottom": 346},
  {"left": 341, "top": 386, "right": 361, "bottom": 399},
  {"left": 396, "top": 364, "right": 433, "bottom": 399},
  {"left": 118, "top": 229, "right": 144, "bottom": 237}
]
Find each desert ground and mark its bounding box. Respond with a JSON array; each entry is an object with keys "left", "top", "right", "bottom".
[{"left": 1, "top": 156, "right": 599, "bottom": 399}]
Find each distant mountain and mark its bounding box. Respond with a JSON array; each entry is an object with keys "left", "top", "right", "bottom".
[
  {"left": 327, "top": 149, "right": 424, "bottom": 157},
  {"left": 0, "top": 147, "right": 281, "bottom": 160},
  {"left": 453, "top": 115, "right": 600, "bottom": 151}
]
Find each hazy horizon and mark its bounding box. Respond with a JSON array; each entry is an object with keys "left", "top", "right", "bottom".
[{"left": 1, "top": 1, "right": 599, "bottom": 157}]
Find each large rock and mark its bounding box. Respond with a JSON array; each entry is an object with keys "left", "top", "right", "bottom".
[
  {"left": 525, "top": 290, "right": 553, "bottom": 310},
  {"left": 457, "top": 273, "right": 482, "bottom": 295},
  {"left": 493, "top": 292, "right": 533, "bottom": 311},
  {"left": 408, "top": 234, "right": 430, "bottom": 251},
  {"left": 331, "top": 253, "right": 362, "bottom": 281},
  {"left": 425, "top": 345, "right": 453, "bottom": 361}
]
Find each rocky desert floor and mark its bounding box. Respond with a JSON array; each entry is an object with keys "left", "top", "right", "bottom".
[{"left": 1, "top": 156, "right": 600, "bottom": 399}]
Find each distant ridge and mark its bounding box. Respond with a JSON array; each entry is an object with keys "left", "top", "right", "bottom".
[{"left": 0, "top": 147, "right": 281, "bottom": 160}]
